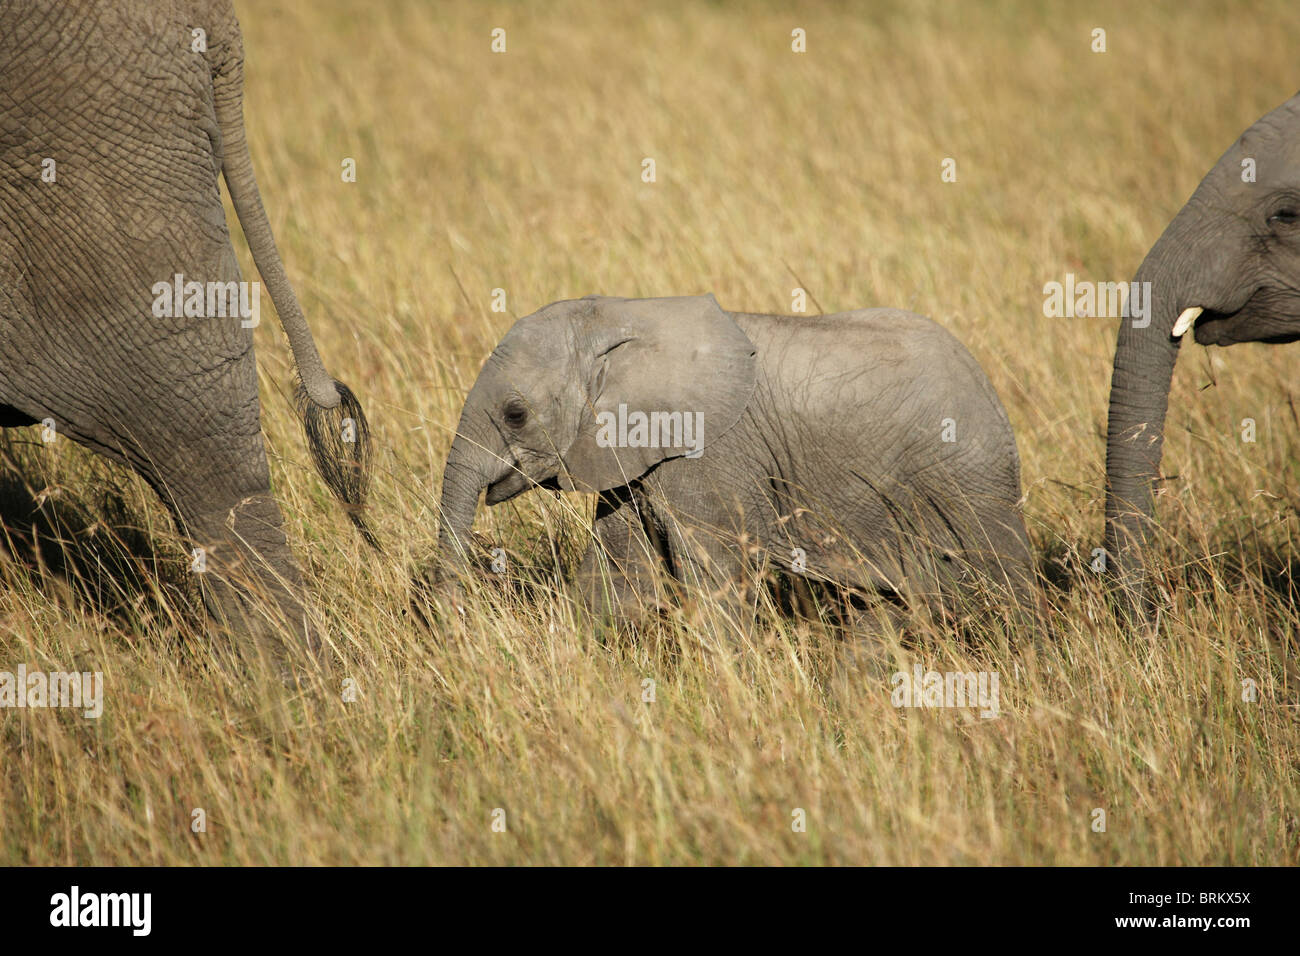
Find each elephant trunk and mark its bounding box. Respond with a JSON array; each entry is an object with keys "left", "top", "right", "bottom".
[
  {"left": 1102, "top": 262, "right": 1181, "bottom": 617},
  {"left": 436, "top": 402, "right": 510, "bottom": 576},
  {"left": 1103, "top": 205, "right": 1225, "bottom": 619}
]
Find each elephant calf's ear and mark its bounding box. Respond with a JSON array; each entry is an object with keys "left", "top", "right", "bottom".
[{"left": 560, "top": 294, "right": 758, "bottom": 492}]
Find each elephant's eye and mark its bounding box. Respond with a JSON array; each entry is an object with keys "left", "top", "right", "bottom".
[
  {"left": 1268, "top": 207, "right": 1298, "bottom": 226},
  {"left": 502, "top": 399, "right": 529, "bottom": 428}
]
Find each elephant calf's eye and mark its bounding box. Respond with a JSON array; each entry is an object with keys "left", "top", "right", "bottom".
[{"left": 503, "top": 400, "right": 529, "bottom": 428}]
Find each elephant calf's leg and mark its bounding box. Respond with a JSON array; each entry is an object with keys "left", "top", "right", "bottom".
[
  {"left": 921, "top": 502, "right": 1040, "bottom": 633},
  {"left": 576, "top": 489, "right": 666, "bottom": 624}
]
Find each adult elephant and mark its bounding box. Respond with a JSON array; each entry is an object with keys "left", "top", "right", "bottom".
[
  {"left": 0, "top": 0, "right": 372, "bottom": 656},
  {"left": 433, "top": 294, "right": 1036, "bottom": 627},
  {"left": 1104, "top": 91, "right": 1300, "bottom": 619}
]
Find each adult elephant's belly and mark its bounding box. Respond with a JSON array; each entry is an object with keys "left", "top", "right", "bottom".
[{"left": 0, "top": 405, "right": 38, "bottom": 429}]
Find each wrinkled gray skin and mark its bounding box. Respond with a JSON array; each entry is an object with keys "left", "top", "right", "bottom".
[
  {"left": 1104, "top": 92, "right": 1300, "bottom": 620},
  {"left": 437, "top": 295, "right": 1036, "bottom": 626},
  {"left": 0, "top": 0, "right": 371, "bottom": 658}
]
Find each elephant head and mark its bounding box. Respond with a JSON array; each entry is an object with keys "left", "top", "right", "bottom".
[
  {"left": 435, "top": 294, "right": 758, "bottom": 578},
  {"left": 1104, "top": 92, "right": 1300, "bottom": 616}
]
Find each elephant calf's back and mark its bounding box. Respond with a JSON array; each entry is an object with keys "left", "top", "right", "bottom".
[
  {"left": 734, "top": 308, "right": 1033, "bottom": 607},
  {"left": 735, "top": 308, "right": 1021, "bottom": 484}
]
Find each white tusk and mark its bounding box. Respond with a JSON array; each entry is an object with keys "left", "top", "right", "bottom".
[{"left": 1172, "top": 306, "right": 1203, "bottom": 338}]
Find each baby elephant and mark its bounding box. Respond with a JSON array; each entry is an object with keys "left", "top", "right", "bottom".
[{"left": 435, "top": 294, "right": 1035, "bottom": 627}]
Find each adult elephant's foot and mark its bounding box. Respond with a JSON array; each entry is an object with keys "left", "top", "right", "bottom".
[{"left": 185, "top": 494, "right": 326, "bottom": 670}]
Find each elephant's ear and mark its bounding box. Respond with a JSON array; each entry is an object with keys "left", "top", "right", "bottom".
[{"left": 560, "top": 294, "right": 758, "bottom": 492}]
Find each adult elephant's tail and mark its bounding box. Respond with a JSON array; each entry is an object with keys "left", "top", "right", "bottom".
[{"left": 210, "top": 9, "right": 378, "bottom": 551}]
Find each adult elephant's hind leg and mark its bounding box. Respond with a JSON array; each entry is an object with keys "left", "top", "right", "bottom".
[
  {"left": 181, "top": 481, "right": 318, "bottom": 664},
  {"left": 147, "top": 432, "right": 320, "bottom": 664},
  {"left": 132, "top": 366, "right": 321, "bottom": 665}
]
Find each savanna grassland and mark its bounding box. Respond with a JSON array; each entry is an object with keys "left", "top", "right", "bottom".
[{"left": 2, "top": 0, "right": 1299, "bottom": 865}]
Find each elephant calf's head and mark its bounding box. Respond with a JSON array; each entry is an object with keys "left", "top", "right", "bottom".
[{"left": 434, "top": 294, "right": 758, "bottom": 577}]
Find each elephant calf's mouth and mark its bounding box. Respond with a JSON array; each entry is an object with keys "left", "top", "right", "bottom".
[{"left": 485, "top": 469, "right": 562, "bottom": 506}]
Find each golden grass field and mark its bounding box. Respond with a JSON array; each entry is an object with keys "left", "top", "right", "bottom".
[{"left": 2, "top": 0, "right": 1299, "bottom": 864}]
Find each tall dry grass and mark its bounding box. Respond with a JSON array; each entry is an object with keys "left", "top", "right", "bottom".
[{"left": 1, "top": 0, "right": 1298, "bottom": 864}]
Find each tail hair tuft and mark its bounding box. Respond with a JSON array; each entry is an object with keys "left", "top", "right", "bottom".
[{"left": 296, "top": 379, "right": 380, "bottom": 551}]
